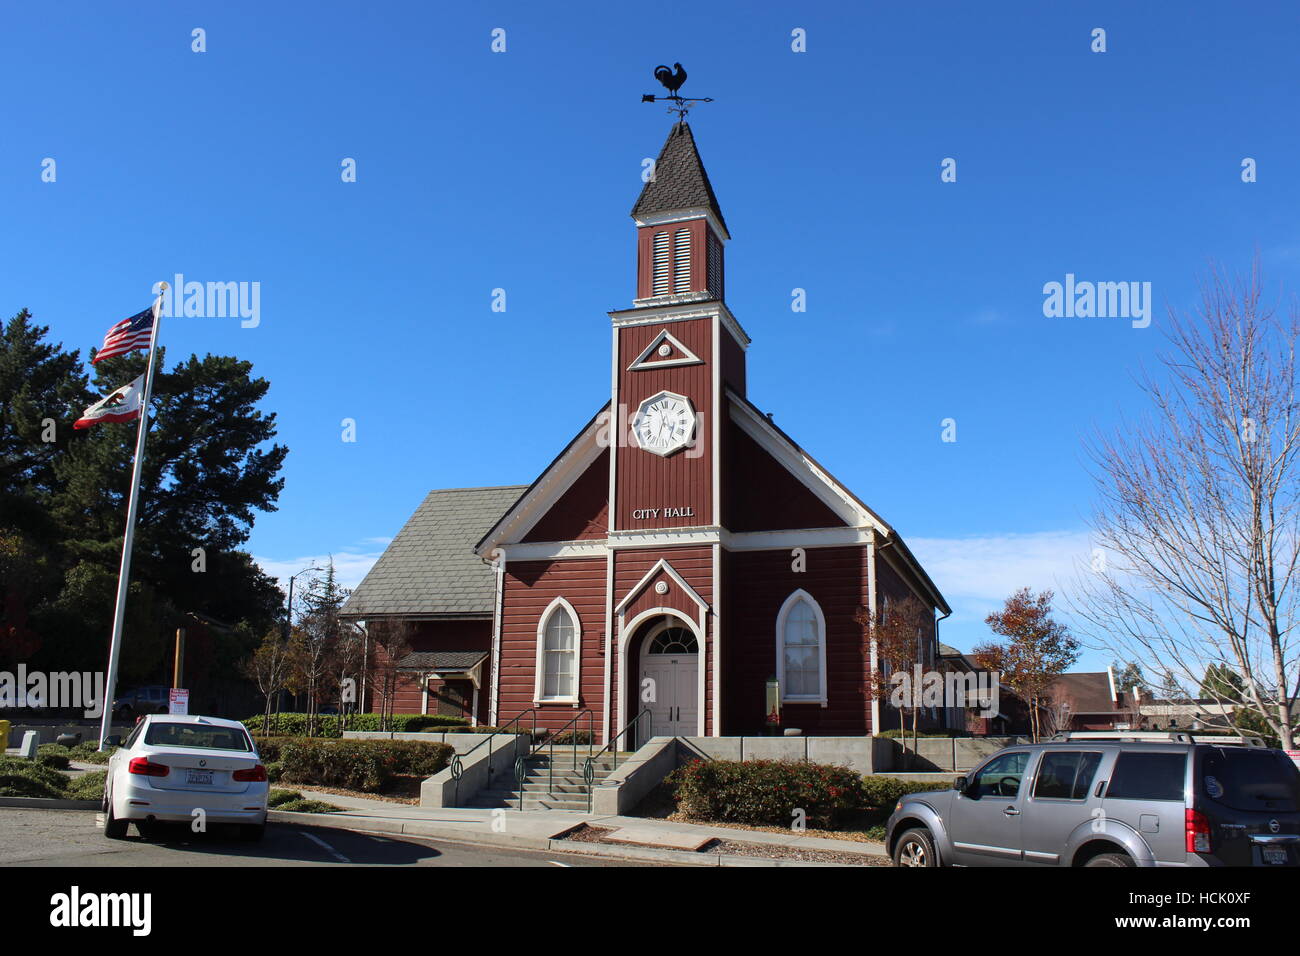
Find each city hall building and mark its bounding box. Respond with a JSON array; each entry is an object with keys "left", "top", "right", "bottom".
[{"left": 342, "top": 121, "right": 949, "bottom": 744}]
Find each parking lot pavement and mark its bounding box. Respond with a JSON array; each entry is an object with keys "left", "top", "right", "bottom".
[{"left": 0, "top": 808, "right": 646, "bottom": 867}]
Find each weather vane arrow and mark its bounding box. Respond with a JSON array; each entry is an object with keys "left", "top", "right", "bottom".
[{"left": 642, "top": 62, "right": 713, "bottom": 119}]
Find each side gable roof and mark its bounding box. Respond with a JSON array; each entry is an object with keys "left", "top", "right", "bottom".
[
  {"left": 476, "top": 403, "right": 610, "bottom": 555},
  {"left": 728, "top": 390, "right": 950, "bottom": 615},
  {"left": 341, "top": 485, "right": 526, "bottom": 619}
]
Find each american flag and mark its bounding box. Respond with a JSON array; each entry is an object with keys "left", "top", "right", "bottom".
[{"left": 92, "top": 306, "right": 155, "bottom": 364}]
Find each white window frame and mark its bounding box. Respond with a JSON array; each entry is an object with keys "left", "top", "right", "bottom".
[
  {"left": 535, "top": 596, "right": 581, "bottom": 706},
  {"left": 775, "top": 589, "right": 828, "bottom": 705}
]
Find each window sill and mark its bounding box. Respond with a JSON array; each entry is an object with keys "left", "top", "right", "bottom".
[
  {"left": 782, "top": 697, "right": 828, "bottom": 708},
  {"left": 534, "top": 698, "right": 580, "bottom": 707}
]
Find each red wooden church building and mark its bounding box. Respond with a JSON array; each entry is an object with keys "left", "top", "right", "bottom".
[{"left": 342, "top": 121, "right": 949, "bottom": 743}]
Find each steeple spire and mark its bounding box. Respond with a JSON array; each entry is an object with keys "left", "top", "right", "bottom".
[{"left": 631, "top": 122, "right": 728, "bottom": 239}]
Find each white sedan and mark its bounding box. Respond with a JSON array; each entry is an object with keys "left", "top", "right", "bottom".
[{"left": 103, "top": 714, "right": 269, "bottom": 841}]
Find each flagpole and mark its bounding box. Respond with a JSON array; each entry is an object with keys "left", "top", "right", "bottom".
[{"left": 98, "top": 284, "right": 167, "bottom": 750}]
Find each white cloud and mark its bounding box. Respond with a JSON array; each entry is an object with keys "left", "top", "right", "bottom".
[
  {"left": 254, "top": 548, "right": 384, "bottom": 593},
  {"left": 909, "top": 529, "right": 1094, "bottom": 603}
]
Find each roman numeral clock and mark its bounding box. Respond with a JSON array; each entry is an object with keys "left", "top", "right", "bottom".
[{"left": 631, "top": 390, "right": 697, "bottom": 457}]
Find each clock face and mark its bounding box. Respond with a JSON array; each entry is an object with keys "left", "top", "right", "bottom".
[{"left": 631, "top": 390, "right": 697, "bottom": 457}]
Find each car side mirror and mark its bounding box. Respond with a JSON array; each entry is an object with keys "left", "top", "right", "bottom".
[
  {"left": 953, "top": 776, "right": 968, "bottom": 793},
  {"left": 104, "top": 735, "right": 122, "bottom": 748}
]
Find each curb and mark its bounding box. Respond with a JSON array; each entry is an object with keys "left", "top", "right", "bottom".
[
  {"left": 268, "top": 811, "right": 873, "bottom": 866},
  {"left": 0, "top": 796, "right": 100, "bottom": 810}
]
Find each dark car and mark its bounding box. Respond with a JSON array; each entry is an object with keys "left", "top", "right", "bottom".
[
  {"left": 112, "top": 685, "right": 171, "bottom": 720},
  {"left": 886, "top": 732, "right": 1300, "bottom": 867}
]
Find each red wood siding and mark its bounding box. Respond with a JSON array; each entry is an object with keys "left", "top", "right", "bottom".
[
  {"left": 636, "top": 220, "right": 708, "bottom": 298},
  {"left": 723, "top": 546, "right": 872, "bottom": 735},
  {"left": 612, "top": 546, "right": 714, "bottom": 736},
  {"left": 522, "top": 448, "right": 610, "bottom": 542},
  {"left": 719, "top": 322, "right": 746, "bottom": 396},
  {"left": 498, "top": 558, "right": 607, "bottom": 732},
  {"left": 615, "top": 318, "right": 713, "bottom": 530},
  {"left": 365, "top": 619, "right": 491, "bottom": 719},
  {"left": 722, "top": 420, "right": 846, "bottom": 532}
]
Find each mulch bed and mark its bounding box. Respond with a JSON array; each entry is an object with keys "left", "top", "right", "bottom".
[{"left": 286, "top": 774, "right": 425, "bottom": 804}]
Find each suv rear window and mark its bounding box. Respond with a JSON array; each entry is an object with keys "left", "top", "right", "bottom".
[
  {"left": 1034, "top": 751, "right": 1103, "bottom": 800},
  {"left": 1200, "top": 747, "right": 1300, "bottom": 812},
  {"left": 1106, "top": 751, "right": 1187, "bottom": 801}
]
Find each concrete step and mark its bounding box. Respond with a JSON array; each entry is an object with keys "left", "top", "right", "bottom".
[{"left": 466, "top": 790, "right": 590, "bottom": 810}]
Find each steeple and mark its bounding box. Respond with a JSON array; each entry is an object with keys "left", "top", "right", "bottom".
[
  {"left": 632, "top": 122, "right": 729, "bottom": 238},
  {"left": 630, "top": 122, "right": 728, "bottom": 304}
]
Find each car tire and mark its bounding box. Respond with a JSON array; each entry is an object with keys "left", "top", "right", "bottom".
[
  {"left": 241, "top": 823, "right": 266, "bottom": 843},
  {"left": 102, "top": 795, "right": 128, "bottom": 840},
  {"left": 893, "top": 827, "right": 939, "bottom": 867},
  {"left": 1085, "top": 852, "right": 1134, "bottom": 867}
]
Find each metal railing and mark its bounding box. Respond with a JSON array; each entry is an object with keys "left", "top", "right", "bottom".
[
  {"left": 583, "top": 708, "right": 652, "bottom": 811},
  {"left": 530, "top": 709, "right": 595, "bottom": 805},
  {"left": 448, "top": 708, "right": 537, "bottom": 803}
]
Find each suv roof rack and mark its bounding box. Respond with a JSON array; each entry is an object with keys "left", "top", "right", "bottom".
[{"left": 1050, "top": 731, "right": 1267, "bottom": 747}]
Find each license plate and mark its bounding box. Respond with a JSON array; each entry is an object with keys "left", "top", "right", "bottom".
[
  {"left": 186, "top": 770, "right": 213, "bottom": 786},
  {"left": 1262, "top": 847, "right": 1288, "bottom": 865}
]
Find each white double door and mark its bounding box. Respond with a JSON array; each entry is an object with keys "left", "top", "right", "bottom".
[{"left": 640, "top": 650, "right": 698, "bottom": 740}]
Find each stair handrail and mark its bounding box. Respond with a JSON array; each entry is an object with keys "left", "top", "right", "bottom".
[
  {"left": 583, "top": 708, "right": 652, "bottom": 812},
  {"left": 449, "top": 708, "right": 537, "bottom": 782},
  {"left": 531, "top": 708, "right": 595, "bottom": 801}
]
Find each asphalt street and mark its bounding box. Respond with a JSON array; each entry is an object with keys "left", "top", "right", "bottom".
[{"left": 0, "top": 808, "right": 643, "bottom": 867}]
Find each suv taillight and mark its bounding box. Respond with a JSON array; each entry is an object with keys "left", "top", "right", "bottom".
[
  {"left": 128, "top": 757, "right": 169, "bottom": 777},
  {"left": 233, "top": 765, "right": 268, "bottom": 782},
  {"left": 1185, "top": 808, "right": 1212, "bottom": 853}
]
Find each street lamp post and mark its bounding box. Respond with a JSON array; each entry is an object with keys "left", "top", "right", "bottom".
[{"left": 280, "top": 565, "right": 322, "bottom": 717}]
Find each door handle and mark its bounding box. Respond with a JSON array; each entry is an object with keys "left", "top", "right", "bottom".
[{"left": 1003, "top": 807, "right": 1020, "bottom": 816}]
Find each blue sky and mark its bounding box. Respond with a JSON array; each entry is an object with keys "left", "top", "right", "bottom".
[{"left": 5, "top": 1, "right": 1299, "bottom": 668}]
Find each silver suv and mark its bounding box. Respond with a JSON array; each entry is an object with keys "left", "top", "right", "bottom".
[{"left": 886, "top": 732, "right": 1300, "bottom": 867}]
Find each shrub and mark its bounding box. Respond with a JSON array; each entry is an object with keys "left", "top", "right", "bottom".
[
  {"left": 266, "top": 738, "right": 453, "bottom": 792},
  {"left": 876, "top": 729, "right": 970, "bottom": 739},
  {"left": 241, "top": 713, "right": 469, "bottom": 738},
  {"left": 268, "top": 788, "right": 303, "bottom": 807},
  {"left": 668, "top": 759, "right": 866, "bottom": 829},
  {"left": 859, "top": 775, "right": 953, "bottom": 809},
  {"left": 67, "top": 770, "right": 107, "bottom": 801},
  {"left": 68, "top": 742, "right": 116, "bottom": 764},
  {"left": 37, "top": 745, "right": 71, "bottom": 769},
  {"left": 277, "top": 798, "right": 340, "bottom": 813},
  {"left": 0, "top": 756, "right": 72, "bottom": 798}
]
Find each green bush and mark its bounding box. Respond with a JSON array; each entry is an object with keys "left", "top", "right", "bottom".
[
  {"left": 668, "top": 759, "right": 866, "bottom": 829},
  {"left": 876, "top": 729, "right": 970, "bottom": 739},
  {"left": 268, "top": 788, "right": 302, "bottom": 807},
  {"left": 0, "top": 756, "right": 72, "bottom": 798},
  {"left": 241, "top": 713, "right": 469, "bottom": 738},
  {"left": 859, "top": 775, "right": 953, "bottom": 808},
  {"left": 67, "top": 770, "right": 107, "bottom": 801},
  {"left": 68, "top": 742, "right": 116, "bottom": 764},
  {"left": 277, "top": 798, "right": 340, "bottom": 813},
  {"left": 261, "top": 737, "right": 453, "bottom": 792},
  {"left": 36, "top": 745, "right": 71, "bottom": 769}
]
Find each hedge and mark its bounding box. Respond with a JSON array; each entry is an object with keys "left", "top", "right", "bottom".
[
  {"left": 253, "top": 737, "right": 453, "bottom": 792},
  {"left": 241, "top": 713, "right": 471, "bottom": 738},
  {"left": 668, "top": 759, "right": 866, "bottom": 829},
  {"left": 859, "top": 775, "right": 953, "bottom": 808}
]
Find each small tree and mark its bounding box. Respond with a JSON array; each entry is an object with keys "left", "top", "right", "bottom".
[
  {"left": 857, "top": 593, "right": 934, "bottom": 766},
  {"left": 293, "top": 560, "right": 349, "bottom": 736},
  {"left": 241, "top": 628, "right": 292, "bottom": 734},
  {"left": 330, "top": 620, "right": 365, "bottom": 731},
  {"left": 976, "top": 588, "right": 1080, "bottom": 742},
  {"left": 368, "top": 619, "right": 414, "bottom": 731}
]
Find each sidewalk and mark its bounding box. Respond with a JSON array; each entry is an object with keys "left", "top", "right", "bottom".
[{"left": 270, "top": 788, "right": 889, "bottom": 867}]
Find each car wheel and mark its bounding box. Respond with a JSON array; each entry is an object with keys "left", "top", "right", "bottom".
[
  {"left": 893, "top": 827, "right": 939, "bottom": 867},
  {"left": 102, "top": 794, "right": 128, "bottom": 840},
  {"left": 1085, "top": 852, "right": 1134, "bottom": 867},
  {"left": 241, "top": 823, "right": 266, "bottom": 842}
]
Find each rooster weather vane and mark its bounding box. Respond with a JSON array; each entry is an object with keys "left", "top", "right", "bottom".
[{"left": 642, "top": 63, "right": 713, "bottom": 120}]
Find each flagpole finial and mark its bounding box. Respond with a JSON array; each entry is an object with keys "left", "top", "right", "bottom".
[{"left": 158, "top": 281, "right": 169, "bottom": 292}]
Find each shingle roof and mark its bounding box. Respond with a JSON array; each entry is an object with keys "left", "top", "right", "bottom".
[
  {"left": 341, "top": 486, "right": 526, "bottom": 619},
  {"left": 396, "top": 650, "right": 489, "bottom": 672},
  {"left": 631, "top": 121, "right": 728, "bottom": 236}
]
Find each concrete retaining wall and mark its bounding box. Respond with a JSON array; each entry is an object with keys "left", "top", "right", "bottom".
[
  {"left": 592, "top": 736, "right": 678, "bottom": 815},
  {"left": 418, "top": 733, "right": 530, "bottom": 808},
  {"left": 880, "top": 736, "right": 1030, "bottom": 772},
  {"left": 5, "top": 724, "right": 130, "bottom": 748},
  {"left": 678, "top": 735, "right": 885, "bottom": 774}
]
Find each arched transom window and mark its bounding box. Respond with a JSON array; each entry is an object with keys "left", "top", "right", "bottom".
[
  {"left": 647, "top": 626, "right": 698, "bottom": 655},
  {"left": 777, "top": 590, "right": 827, "bottom": 703}
]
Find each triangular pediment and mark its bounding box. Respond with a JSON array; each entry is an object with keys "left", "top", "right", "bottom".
[{"left": 628, "top": 328, "right": 703, "bottom": 371}]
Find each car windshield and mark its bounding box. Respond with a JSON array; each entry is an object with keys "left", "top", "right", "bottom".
[
  {"left": 143, "top": 723, "right": 251, "bottom": 751},
  {"left": 1201, "top": 748, "right": 1300, "bottom": 812}
]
